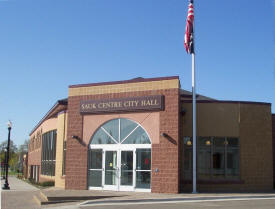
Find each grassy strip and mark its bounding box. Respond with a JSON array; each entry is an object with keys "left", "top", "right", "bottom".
[
  {"left": 1, "top": 170, "right": 20, "bottom": 176},
  {"left": 17, "top": 175, "right": 54, "bottom": 189}
]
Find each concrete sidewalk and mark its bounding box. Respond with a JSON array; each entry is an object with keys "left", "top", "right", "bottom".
[
  {"left": 1, "top": 176, "right": 40, "bottom": 209},
  {"left": 2, "top": 178, "right": 275, "bottom": 209},
  {"left": 41, "top": 187, "right": 275, "bottom": 201},
  {"left": 38, "top": 187, "right": 275, "bottom": 207},
  {"left": 41, "top": 189, "right": 275, "bottom": 209},
  {"left": 1, "top": 176, "right": 39, "bottom": 191}
]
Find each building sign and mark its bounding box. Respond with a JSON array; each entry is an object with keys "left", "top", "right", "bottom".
[{"left": 80, "top": 95, "right": 164, "bottom": 114}]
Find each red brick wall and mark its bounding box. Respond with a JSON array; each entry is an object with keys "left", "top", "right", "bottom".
[
  {"left": 272, "top": 114, "right": 275, "bottom": 188},
  {"left": 65, "top": 89, "right": 180, "bottom": 193},
  {"left": 27, "top": 149, "right": 41, "bottom": 179}
]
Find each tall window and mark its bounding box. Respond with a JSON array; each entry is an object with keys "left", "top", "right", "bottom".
[
  {"left": 41, "top": 130, "right": 57, "bottom": 176},
  {"left": 183, "top": 137, "right": 240, "bottom": 180},
  {"left": 62, "top": 141, "right": 66, "bottom": 176}
]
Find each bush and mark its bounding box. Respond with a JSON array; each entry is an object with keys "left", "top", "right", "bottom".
[
  {"left": 40, "top": 181, "right": 54, "bottom": 187},
  {"left": 17, "top": 174, "right": 23, "bottom": 179},
  {"left": 28, "top": 178, "right": 35, "bottom": 184},
  {"left": 27, "top": 178, "right": 54, "bottom": 187}
]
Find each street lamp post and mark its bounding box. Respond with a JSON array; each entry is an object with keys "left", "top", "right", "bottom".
[
  {"left": 2, "top": 148, "right": 7, "bottom": 180},
  {"left": 2, "top": 121, "right": 12, "bottom": 190}
]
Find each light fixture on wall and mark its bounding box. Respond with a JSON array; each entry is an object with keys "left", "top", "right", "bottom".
[
  {"left": 187, "top": 140, "right": 192, "bottom": 146},
  {"left": 160, "top": 132, "right": 168, "bottom": 138},
  {"left": 205, "top": 140, "right": 211, "bottom": 146},
  {"left": 72, "top": 135, "right": 80, "bottom": 140}
]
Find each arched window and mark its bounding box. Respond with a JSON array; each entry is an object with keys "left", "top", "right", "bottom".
[{"left": 90, "top": 118, "right": 151, "bottom": 145}]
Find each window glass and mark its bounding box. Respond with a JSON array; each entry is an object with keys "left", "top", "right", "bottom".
[
  {"left": 120, "top": 119, "right": 138, "bottom": 142},
  {"left": 213, "top": 137, "right": 225, "bottom": 147},
  {"left": 226, "top": 138, "right": 239, "bottom": 178},
  {"left": 198, "top": 137, "right": 212, "bottom": 147},
  {"left": 90, "top": 118, "right": 150, "bottom": 145},
  {"left": 105, "top": 151, "right": 117, "bottom": 185},
  {"left": 91, "top": 128, "right": 116, "bottom": 144},
  {"left": 120, "top": 151, "right": 133, "bottom": 186},
  {"left": 88, "top": 170, "right": 102, "bottom": 187},
  {"left": 213, "top": 137, "right": 225, "bottom": 178},
  {"left": 102, "top": 119, "right": 119, "bottom": 142},
  {"left": 41, "top": 130, "right": 57, "bottom": 176},
  {"left": 183, "top": 136, "right": 240, "bottom": 180},
  {"left": 184, "top": 137, "right": 192, "bottom": 146},
  {"left": 122, "top": 126, "right": 150, "bottom": 144},
  {"left": 89, "top": 149, "right": 102, "bottom": 169},
  {"left": 183, "top": 137, "right": 192, "bottom": 180},
  {"left": 136, "top": 171, "right": 151, "bottom": 189},
  {"left": 198, "top": 137, "right": 211, "bottom": 179},
  {"left": 227, "top": 138, "right": 239, "bottom": 147},
  {"left": 62, "top": 141, "right": 66, "bottom": 176},
  {"left": 136, "top": 149, "right": 151, "bottom": 170}
]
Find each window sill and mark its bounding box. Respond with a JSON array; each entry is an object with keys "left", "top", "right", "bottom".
[{"left": 183, "top": 179, "right": 244, "bottom": 184}]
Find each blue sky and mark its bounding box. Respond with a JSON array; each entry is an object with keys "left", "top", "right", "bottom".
[{"left": 0, "top": 0, "right": 274, "bottom": 146}]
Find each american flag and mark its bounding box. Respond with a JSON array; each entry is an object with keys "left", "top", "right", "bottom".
[{"left": 184, "top": 0, "right": 194, "bottom": 54}]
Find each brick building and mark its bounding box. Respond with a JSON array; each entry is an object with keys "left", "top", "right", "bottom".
[{"left": 28, "top": 76, "right": 274, "bottom": 193}]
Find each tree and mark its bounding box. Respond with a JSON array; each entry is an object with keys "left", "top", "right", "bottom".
[
  {"left": 0, "top": 140, "right": 17, "bottom": 165},
  {"left": 0, "top": 139, "right": 29, "bottom": 173},
  {"left": 17, "top": 139, "right": 29, "bottom": 172},
  {"left": 0, "top": 140, "right": 18, "bottom": 153},
  {"left": 18, "top": 139, "right": 29, "bottom": 153}
]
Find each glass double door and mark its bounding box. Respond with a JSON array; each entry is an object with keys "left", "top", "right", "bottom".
[
  {"left": 88, "top": 147, "right": 151, "bottom": 191},
  {"left": 104, "top": 149, "right": 134, "bottom": 191},
  {"left": 88, "top": 148, "right": 135, "bottom": 191}
]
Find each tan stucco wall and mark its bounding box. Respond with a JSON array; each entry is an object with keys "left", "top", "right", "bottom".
[
  {"left": 182, "top": 103, "right": 240, "bottom": 137},
  {"left": 83, "top": 112, "right": 160, "bottom": 145},
  {"left": 40, "top": 175, "right": 55, "bottom": 183},
  {"left": 28, "top": 117, "right": 58, "bottom": 180},
  {"left": 181, "top": 102, "right": 273, "bottom": 191},
  {"left": 69, "top": 79, "right": 179, "bottom": 97},
  {"left": 55, "top": 112, "right": 67, "bottom": 188},
  {"left": 30, "top": 117, "right": 58, "bottom": 139}
]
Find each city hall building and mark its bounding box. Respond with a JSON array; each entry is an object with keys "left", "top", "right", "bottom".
[{"left": 28, "top": 76, "right": 274, "bottom": 193}]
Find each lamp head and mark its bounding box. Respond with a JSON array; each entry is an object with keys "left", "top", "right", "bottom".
[{"left": 7, "top": 120, "right": 12, "bottom": 129}]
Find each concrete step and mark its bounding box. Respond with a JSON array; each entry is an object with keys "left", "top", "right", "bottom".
[
  {"left": 33, "top": 191, "right": 48, "bottom": 205},
  {"left": 34, "top": 190, "right": 119, "bottom": 205},
  {"left": 46, "top": 195, "right": 115, "bottom": 202},
  {"left": 33, "top": 191, "right": 78, "bottom": 205}
]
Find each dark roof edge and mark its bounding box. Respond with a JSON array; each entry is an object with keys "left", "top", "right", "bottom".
[
  {"left": 69, "top": 76, "right": 179, "bottom": 88},
  {"left": 182, "top": 100, "right": 271, "bottom": 106},
  {"left": 29, "top": 99, "right": 68, "bottom": 136}
]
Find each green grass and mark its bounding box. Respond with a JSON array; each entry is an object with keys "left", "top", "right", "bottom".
[
  {"left": 17, "top": 176, "right": 55, "bottom": 189},
  {"left": 8, "top": 170, "right": 19, "bottom": 176},
  {"left": 1, "top": 170, "right": 21, "bottom": 176}
]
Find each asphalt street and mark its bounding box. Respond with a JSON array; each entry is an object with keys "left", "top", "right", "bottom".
[
  {"left": 78, "top": 200, "right": 275, "bottom": 209},
  {"left": 2, "top": 177, "right": 275, "bottom": 209},
  {"left": 43, "top": 198, "right": 275, "bottom": 209}
]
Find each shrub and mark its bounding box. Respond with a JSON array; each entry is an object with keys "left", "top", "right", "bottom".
[
  {"left": 17, "top": 174, "right": 23, "bottom": 179},
  {"left": 40, "top": 181, "right": 54, "bottom": 187}
]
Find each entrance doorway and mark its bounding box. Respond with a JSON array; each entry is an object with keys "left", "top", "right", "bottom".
[{"left": 88, "top": 118, "right": 151, "bottom": 192}]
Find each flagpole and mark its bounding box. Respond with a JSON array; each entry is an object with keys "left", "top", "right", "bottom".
[
  {"left": 184, "top": 0, "right": 196, "bottom": 193},
  {"left": 192, "top": 0, "right": 197, "bottom": 194},
  {"left": 192, "top": 51, "right": 197, "bottom": 193}
]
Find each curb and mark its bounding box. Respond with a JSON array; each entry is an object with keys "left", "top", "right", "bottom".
[{"left": 80, "top": 194, "right": 275, "bottom": 206}]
